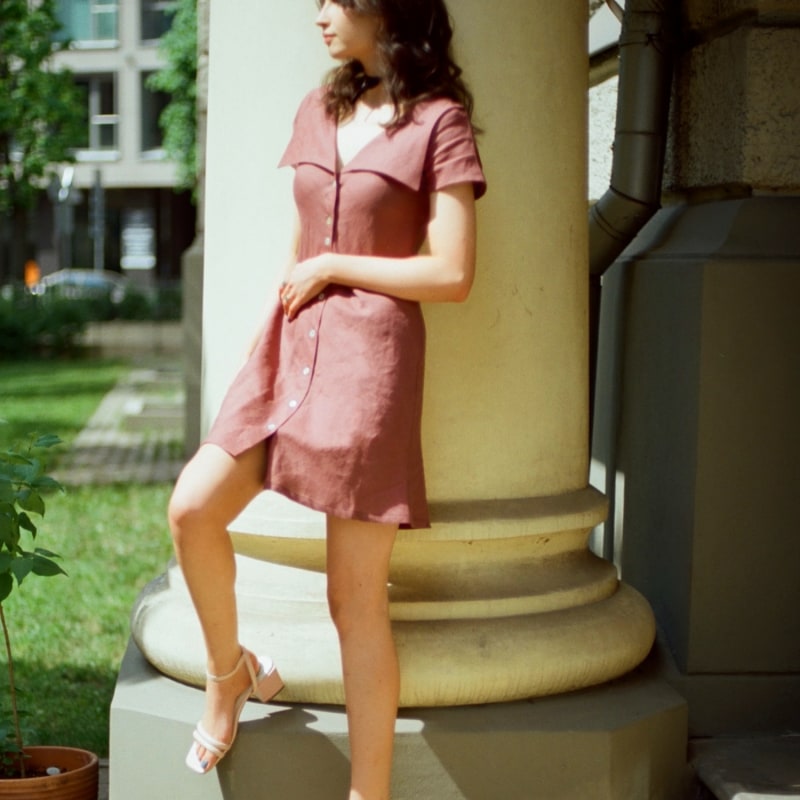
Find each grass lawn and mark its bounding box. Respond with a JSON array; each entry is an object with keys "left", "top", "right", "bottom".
[
  {"left": 0, "top": 359, "right": 127, "bottom": 452},
  {"left": 1, "top": 358, "right": 176, "bottom": 757}
]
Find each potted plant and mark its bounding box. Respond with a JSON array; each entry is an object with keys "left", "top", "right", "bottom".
[{"left": 0, "top": 431, "right": 99, "bottom": 798}]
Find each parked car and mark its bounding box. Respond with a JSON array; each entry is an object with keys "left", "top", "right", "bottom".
[{"left": 30, "top": 269, "right": 131, "bottom": 305}]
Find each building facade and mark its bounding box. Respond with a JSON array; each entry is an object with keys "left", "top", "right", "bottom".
[{"left": 37, "top": 0, "right": 195, "bottom": 284}]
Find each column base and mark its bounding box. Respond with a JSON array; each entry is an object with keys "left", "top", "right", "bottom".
[
  {"left": 110, "top": 639, "right": 688, "bottom": 800},
  {"left": 132, "top": 553, "right": 655, "bottom": 706},
  {"left": 132, "top": 488, "right": 656, "bottom": 706}
]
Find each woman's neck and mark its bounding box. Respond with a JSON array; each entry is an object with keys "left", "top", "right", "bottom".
[{"left": 359, "top": 80, "right": 390, "bottom": 110}]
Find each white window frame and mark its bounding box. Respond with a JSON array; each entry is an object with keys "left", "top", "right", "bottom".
[
  {"left": 62, "top": 0, "right": 119, "bottom": 48},
  {"left": 74, "top": 74, "right": 120, "bottom": 160}
]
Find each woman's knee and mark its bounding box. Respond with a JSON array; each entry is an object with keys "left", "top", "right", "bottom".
[
  {"left": 327, "top": 575, "right": 390, "bottom": 638},
  {"left": 167, "top": 452, "right": 225, "bottom": 541},
  {"left": 325, "top": 517, "right": 396, "bottom": 636},
  {"left": 167, "top": 475, "right": 211, "bottom": 543},
  {"left": 168, "top": 444, "right": 261, "bottom": 543}
]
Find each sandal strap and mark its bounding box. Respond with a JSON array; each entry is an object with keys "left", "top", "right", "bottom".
[
  {"left": 242, "top": 650, "right": 260, "bottom": 694},
  {"left": 192, "top": 722, "right": 230, "bottom": 760},
  {"left": 207, "top": 647, "right": 263, "bottom": 697},
  {"left": 206, "top": 649, "right": 247, "bottom": 683}
]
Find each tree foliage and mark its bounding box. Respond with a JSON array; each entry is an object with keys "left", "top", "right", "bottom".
[
  {"left": 0, "top": 0, "right": 82, "bottom": 217},
  {"left": 0, "top": 0, "right": 83, "bottom": 281},
  {"left": 148, "top": 0, "right": 198, "bottom": 195}
]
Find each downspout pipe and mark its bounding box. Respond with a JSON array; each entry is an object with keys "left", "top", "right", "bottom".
[
  {"left": 589, "top": 0, "right": 677, "bottom": 277},
  {"left": 588, "top": 0, "right": 678, "bottom": 562}
]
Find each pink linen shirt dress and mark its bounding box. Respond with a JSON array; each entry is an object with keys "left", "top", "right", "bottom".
[{"left": 206, "top": 88, "right": 486, "bottom": 529}]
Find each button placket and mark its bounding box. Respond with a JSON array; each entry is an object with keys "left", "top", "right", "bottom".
[
  {"left": 326, "top": 172, "right": 340, "bottom": 250},
  {"left": 265, "top": 170, "right": 331, "bottom": 438},
  {"left": 267, "top": 299, "right": 324, "bottom": 437}
]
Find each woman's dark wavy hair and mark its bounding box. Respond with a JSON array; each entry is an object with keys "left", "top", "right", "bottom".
[{"left": 320, "top": 0, "right": 476, "bottom": 131}]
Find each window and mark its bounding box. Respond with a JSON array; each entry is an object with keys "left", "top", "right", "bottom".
[
  {"left": 141, "top": 73, "right": 170, "bottom": 154},
  {"left": 55, "top": 1, "right": 118, "bottom": 45},
  {"left": 141, "top": 0, "right": 173, "bottom": 42},
  {"left": 73, "top": 75, "right": 118, "bottom": 154}
]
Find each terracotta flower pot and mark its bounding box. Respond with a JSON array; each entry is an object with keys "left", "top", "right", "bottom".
[{"left": 0, "top": 746, "right": 99, "bottom": 799}]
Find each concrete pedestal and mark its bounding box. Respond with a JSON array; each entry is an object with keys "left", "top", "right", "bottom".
[
  {"left": 110, "top": 640, "right": 688, "bottom": 800},
  {"left": 592, "top": 196, "right": 800, "bottom": 735}
]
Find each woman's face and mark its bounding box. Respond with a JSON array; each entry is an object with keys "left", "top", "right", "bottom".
[{"left": 316, "top": 1, "right": 382, "bottom": 73}]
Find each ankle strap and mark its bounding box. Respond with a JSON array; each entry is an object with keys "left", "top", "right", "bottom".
[{"left": 206, "top": 649, "right": 246, "bottom": 683}]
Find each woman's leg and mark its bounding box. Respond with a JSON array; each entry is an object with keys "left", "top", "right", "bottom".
[
  {"left": 168, "top": 442, "right": 268, "bottom": 769},
  {"left": 326, "top": 516, "right": 399, "bottom": 800}
]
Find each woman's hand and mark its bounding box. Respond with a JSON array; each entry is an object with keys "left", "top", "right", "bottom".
[
  {"left": 279, "top": 182, "right": 476, "bottom": 315},
  {"left": 280, "top": 254, "right": 331, "bottom": 320}
]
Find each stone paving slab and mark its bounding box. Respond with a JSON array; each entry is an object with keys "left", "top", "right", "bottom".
[
  {"left": 99, "top": 759, "right": 109, "bottom": 800},
  {"left": 54, "top": 365, "right": 186, "bottom": 487}
]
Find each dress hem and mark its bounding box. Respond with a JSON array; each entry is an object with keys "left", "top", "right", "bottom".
[
  {"left": 266, "top": 480, "right": 431, "bottom": 531},
  {"left": 197, "top": 440, "right": 431, "bottom": 530}
]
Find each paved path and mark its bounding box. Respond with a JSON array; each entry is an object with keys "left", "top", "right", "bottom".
[{"left": 54, "top": 362, "right": 186, "bottom": 487}]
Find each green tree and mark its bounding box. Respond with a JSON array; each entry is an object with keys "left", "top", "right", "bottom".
[
  {"left": 148, "top": 0, "right": 198, "bottom": 196},
  {"left": 0, "top": 0, "right": 83, "bottom": 283}
]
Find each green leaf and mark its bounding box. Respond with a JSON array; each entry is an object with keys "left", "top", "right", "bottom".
[
  {"left": 0, "top": 573, "right": 14, "bottom": 601},
  {"left": 17, "top": 490, "right": 44, "bottom": 516},
  {"left": 0, "top": 450, "right": 33, "bottom": 467},
  {"left": 33, "top": 434, "right": 62, "bottom": 449},
  {"left": 31, "top": 475, "right": 63, "bottom": 492},
  {"left": 33, "top": 547, "right": 60, "bottom": 558},
  {"left": 0, "top": 552, "right": 13, "bottom": 572},
  {"left": 10, "top": 557, "right": 33, "bottom": 585},
  {"left": 19, "top": 458, "right": 41, "bottom": 482},
  {"left": 0, "top": 513, "right": 18, "bottom": 548},
  {"left": 17, "top": 512, "right": 36, "bottom": 535},
  {"left": 0, "top": 509, "right": 13, "bottom": 531},
  {"left": 31, "top": 553, "right": 66, "bottom": 578}
]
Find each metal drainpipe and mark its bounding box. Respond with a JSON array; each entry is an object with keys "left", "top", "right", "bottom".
[
  {"left": 588, "top": 0, "right": 677, "bottom": 562},
  {"left": 589, "top": 0, "right": 677, "bottom": 275}
]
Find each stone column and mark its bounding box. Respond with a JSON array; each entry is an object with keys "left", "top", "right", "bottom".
[
  {"left": 180, "top": 0, "right": 209, "bottom": 456},
  {"left": 132, "top": 0, "right": 655, "bottom": 706},
  {"left": 592, "top": 0, "right": 800, "bottom": 733}
]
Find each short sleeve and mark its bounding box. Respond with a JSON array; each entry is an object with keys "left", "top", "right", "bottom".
[
  {"left": 277, "top": 89, "right": 333, "bottom": 171},
  {"left": 425, "top": 106, "right": 487, "bottom": 199}
]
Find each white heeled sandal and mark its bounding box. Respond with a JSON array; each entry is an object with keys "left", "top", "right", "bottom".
[{"left": 185, "top": 648, "right": 284, "bottom": 774}]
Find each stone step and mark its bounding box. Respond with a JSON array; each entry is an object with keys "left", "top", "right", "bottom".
[
  {"left": 111, "top": 640, "right": 689, "bottom": 800},
  {"left": 689, "top": 736, "right": 800, "bottom": 800}
]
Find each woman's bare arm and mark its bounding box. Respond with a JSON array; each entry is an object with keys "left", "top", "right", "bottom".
[{"left": 280, "top": 182, "right": 476, "bottom": 320}]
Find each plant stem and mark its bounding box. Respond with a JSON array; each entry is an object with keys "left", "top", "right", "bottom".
[{"left": 0, "top": 604, "right": 25, "bottom": 778}]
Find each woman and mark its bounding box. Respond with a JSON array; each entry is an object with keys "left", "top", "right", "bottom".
[{"left": 168, "top": 0, "right": 485, "bottom": 796}]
